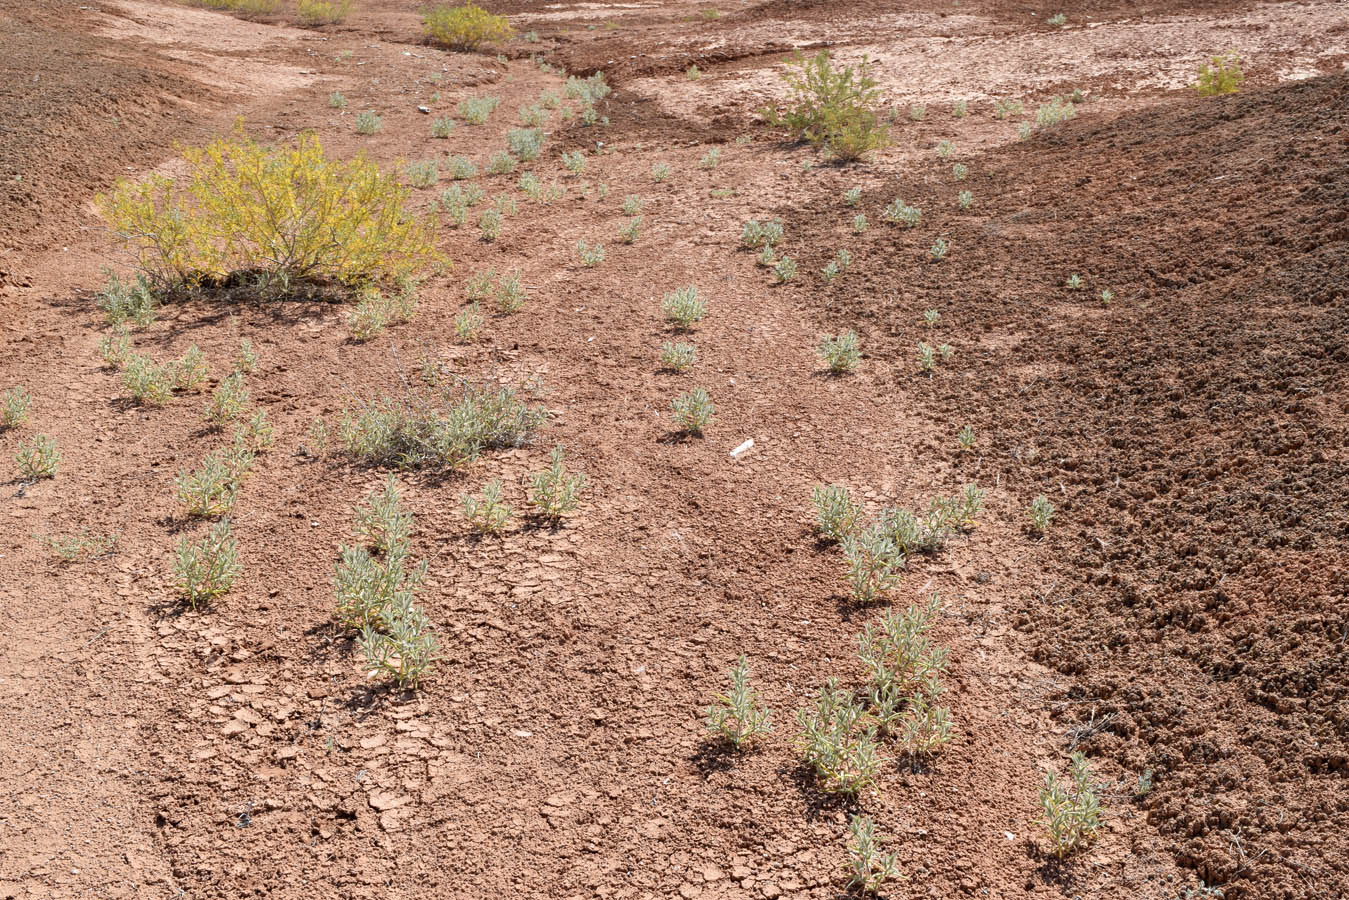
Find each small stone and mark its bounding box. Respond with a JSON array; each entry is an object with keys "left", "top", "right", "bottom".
[{"left": 367, "top": 791, "right": 410, "bottom": 812}]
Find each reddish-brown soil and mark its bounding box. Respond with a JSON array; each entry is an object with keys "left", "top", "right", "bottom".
[{"left": 0, "top": 1, "right": 1345, "bottom": 899}]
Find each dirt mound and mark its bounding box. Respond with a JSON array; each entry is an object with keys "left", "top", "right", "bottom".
[
  {"left": 0, "top": 1, "right": 215, "bottom": 278},
  {"left": 796, "top": 72, "right": 1348, "bottom": 896}
]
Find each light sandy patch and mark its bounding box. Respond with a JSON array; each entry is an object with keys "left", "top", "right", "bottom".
[
  {"left": 631, "top": 1, "right": 1349, "bottom": 118},
  {"left": 94, "top": 0, "right": 319, "bottom": 95}
]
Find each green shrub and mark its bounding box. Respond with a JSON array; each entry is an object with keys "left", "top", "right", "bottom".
[
  {"left": 857, "top": 595, "right": 947, "bottom": 733},
  {"left": 360, "top": 602, "right": 439, "bottom": 688},
  {"left": 1035, "top": 95, "right": 1076, "bottom": 128},
  {"left": 189, "top": 0, "right": 281, "bottom": 14},
  {"left": 506, "top": 127, "right": 544, "bottom": 161},
  {"left": 900, "top": 688, "right": 953, "bottom": 757},
  {"left": 1195, "top": 51, "right": 1243, "bottom": 95},
  {"left": 811, "top": 484, "right": 860, "bottom": 542},
  {"left": 659, "top": 341, "right": 696, "bottom": 372},
  {"left": 122, "top": 354, "right": 177, "bottom": 405},
  {"left": 564, "top": 72, "right": 611, "bottom": 105},
  {"left": 1, "top": 387, "right": 31, "bottom": 430},
  {"left": 431, "top": 115, "right": 456, "bottom": 138},
  {"left": 404, "top": 159, "right": 439, "bottom": 187},
  {"left": 705, "top": 655, "right": 774, "bottom": 749},
  {"left": 346, "top": 283, "right": 417, "bottom": 341},
  {"left": 334, "top": 482, "right": 440, "bottom": 688},
  {"left": 841, "top": 525, "right": 901, "bottom": 604},
  {"left": 796, "top": 679, "right": 883, "bottom": 795},
  {"left": 233, "top": 408, "right": 275, "bottom": 453},
  {"left": 355, "top": 110, "right": 382, "bottom": 134},
  {"left": 518, "top": 103, "right": 546, "bottom": 126},
  {"left": 447, "top": 155, "right": 478, "bottom": 179},
  {"left": 661, "top": 285, "right": 706, "bottom": 329},
  {"left": 618, "top": 216, "right": 642, "bottom": 244},
  {"left": 96, "top": 128, "right": 434, "bottom": 296},
  {"left": 338, "top": 379, "right": 544, "bottom": 471},
  {"left": 1041, "top": 752, "right": 1101, "bottom": 857},
  {"left": 355, "top": 475, "right": 412, "bottom": 554},
  {"left": 464, "top": 268, "right": 494, "bottom": 300},
  {"left": 100, "top": 327, "right": 132, "bottom": 369},
  {"left": 16, "top": 434, "right": 60, "bottom": 480},
  {"left": 561, "top": 149, "right": 586, "bottom": 174},
  {"left": 235, "top": 339, "right": 258, "bottom": 374},
  {"left": 486, "top": 152, "right": 517, "bottom": 175},
  {"left": 479, "top": 207, "right": 503, "bottom": 241},
  {"left": 671, "top": 388, "right": 714, "bottom": 434},
  {"left": 335, "top": 537, "right": 423, "bottom": 632},
  {"left": 174, "top": 345, "right": 209, "bottom": 393},
  {"left": 1029, "top": 494, "right": 1055, "bottom": 533},
  {"left": 35, "top": 530, "right": 117, "bottom": 562},
  {"left": 818, "top": 330, "right": 860, "bottom": 373},
  {"left": 174, "top": 519, "right": 241, "bottom": 606},
  {"left": 883, "top": 198, "right": 921, "bottom": 227},
  {"left": 328, "top": 91, "right": 347, "bottom": 108},
  {"left": 454, "top": 302, "right": 484, "bottom": 341},
  {"left": 205, "top": 372, "right": 250, "bottom": 426},
  {"left": 423, "top": 3, "right": 513, "bottom": 50},
  {"left": 98, "top": 272, "right": 156, "bottom": 327},
  {"left": 528, "top": 446, "right": 586, "bottom": 522},
  {"left": 494, "top": 270, "right": 526, "bottom": 313},
  {"left": 462, "top": 479, "right": 513, "bottom": 534},
  {"left": 763, "top": 50, "right": 889, "bottom": 161},
  {"left": 458, "top": 95, "right": 500, "bottom": 124},
  {"left": 846, "top": 815, "right": 899, "bottom": 894},
  {"left": 576, "top": 239, "right": 605, "bottom": 267},
  {"left": 175, "top": 446, "right": 253, "bottom": 517}
]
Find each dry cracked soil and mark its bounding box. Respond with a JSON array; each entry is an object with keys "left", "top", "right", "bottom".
[{"left": 0, "top": 0, "right": 1346, "bottom": 898}]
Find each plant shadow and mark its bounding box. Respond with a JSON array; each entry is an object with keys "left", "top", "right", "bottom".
[
  {"left": 780, "top": 761, "right": 864, "bottom": 823},
  {"left": 691, "top": 737, "right": 743, "bottom": 776}
]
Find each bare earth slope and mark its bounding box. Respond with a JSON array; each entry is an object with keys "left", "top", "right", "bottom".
[{"left": 0, "top": 1, "right": 1345, "bottom": 899}]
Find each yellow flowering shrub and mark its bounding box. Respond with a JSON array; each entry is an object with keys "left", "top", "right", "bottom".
[
  {"left": 423, "top": 3, "right": 513, "bottom": 50},
  {"left": 297, "top": 0, "right": 352, "bottom": 24},
  {"left": 97, "top": 127, "right": 437, "bottom": 296}
]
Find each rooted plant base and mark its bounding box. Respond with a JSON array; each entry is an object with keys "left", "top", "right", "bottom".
[{"left": 1, "top": 1, "right": 1345, "bottom": 899}]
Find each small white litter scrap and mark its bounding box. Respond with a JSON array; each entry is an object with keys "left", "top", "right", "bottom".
[{"left": 730, "top": 438, "right": 754, "bottom": 459}]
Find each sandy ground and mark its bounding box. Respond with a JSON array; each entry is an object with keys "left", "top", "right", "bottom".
[{"left": 0, "top": 0, "right": 1345, "bottom": 898}]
